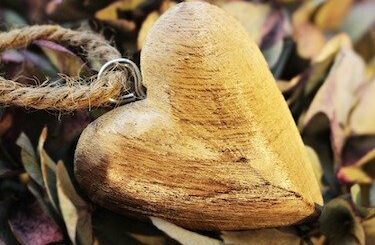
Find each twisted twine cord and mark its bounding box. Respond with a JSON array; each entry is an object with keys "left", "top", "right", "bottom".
[{"left": 0, "top": 25, "right": 130, "bottom": 110}]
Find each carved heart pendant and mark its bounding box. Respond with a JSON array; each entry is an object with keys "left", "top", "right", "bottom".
[{"left": 75, "top": 1, "right": 323, "bottom": 230}]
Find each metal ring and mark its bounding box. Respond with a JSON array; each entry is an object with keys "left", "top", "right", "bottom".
[{"left": 98, "top": 58, "right": 146, "bottom": 104}]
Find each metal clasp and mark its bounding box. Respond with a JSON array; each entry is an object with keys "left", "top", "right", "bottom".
[{"left": 98, "top": 58, "right": 146, "bottom": 105}]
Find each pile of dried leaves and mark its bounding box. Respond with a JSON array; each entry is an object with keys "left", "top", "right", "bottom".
[{"left": 0, "top": 0, "right": 374, "bottom": 244}]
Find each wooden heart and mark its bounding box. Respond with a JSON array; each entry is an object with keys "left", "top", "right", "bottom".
[{"left": 75, "top": 1, "right": 323, "bottom": 230}]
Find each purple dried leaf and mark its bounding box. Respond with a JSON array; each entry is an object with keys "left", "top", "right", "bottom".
[{"left": 8, "top": 201, "right": 63, "bottom": 245}]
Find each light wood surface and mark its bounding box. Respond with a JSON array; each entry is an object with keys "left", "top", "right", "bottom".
[{"left": 75, "top": 1, "right": 323, "bottom": 230}]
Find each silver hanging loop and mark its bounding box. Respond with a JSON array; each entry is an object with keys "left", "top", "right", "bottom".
[{"left": 98, "top": 58, "right": 146, "bottom": 105}]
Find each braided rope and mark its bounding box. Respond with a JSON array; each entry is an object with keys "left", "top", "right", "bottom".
[{"left": 0, "top": 25, "right": 130, "bottom": 110}]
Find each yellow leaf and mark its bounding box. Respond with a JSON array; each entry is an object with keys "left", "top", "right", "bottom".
[
  {"left": 314, "top": 0, "right": 354, "bottom": 31},
  {"left": 137, "top": 11, "right": 160, "bottom": 50},
  {"left": 221, "top": 1, "right": 270, "bottom": 44},
  {"left": 337, "top": 166, "right": 372, "bottom": 184},
  {"left": 306, "top": 146, "right": 324, "bottom": 190},
  {"left": 95, "top": 0, "right": 145, "bottom": 21}
]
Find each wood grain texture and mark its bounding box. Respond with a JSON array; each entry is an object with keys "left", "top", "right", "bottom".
[{"left": 74, "top": 1, "right": 323, "bottom": 230}]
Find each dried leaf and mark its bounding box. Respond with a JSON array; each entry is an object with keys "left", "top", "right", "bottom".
[
  {"left": 8, "top": 201, "right": 63, "bottom": 245},
  {"left": 93, "top": 209, "right": 164, "bottom": 245},
  {"left": 293, "top": 23, "right": 326, "bottom": 59},
  {"left": 1, "top": 9, "right": 27, "bottom": 27},
  {"left": 292, "top": 0, "right": 323, "bottom": 27},
  {"left": 362, "top": 217, "right": 375, "bottom": 245},
  {"left": 351, "top": 184, "right": 362, "bottom": 207},
  {"left": 38, "top": 127, "right": 59, "bottom": 211},
  {"left": 0, "top": 160, "right": 15, "bottom": 179},
  {"left": 128, "top": 233, "right": 165, "bottom": 245},
  {"left": 16, "top": 132, "right": 43, "bottom": 186},
  {"left": 313, "top": 34, "right": 352, "bottom": 64},
  {"left": 94, "top": 0, "right": 143, "bottom": 32},
  {"left": 341, "top": 1, "right": 375, "bottom": 43},
  {"left": 341, "top": 136, "right": 375, "bottom": 167},
  {"left": 337, "top": 165, "right": 372, "bottom": 185},
  {"left": 56, "top": 161, "right": 93, "bottom": 245},
  {"left": 260, "top": 8, "right": 290, "bottom": 50},
  {"left": 262, "top": 39, "right": 284, "bottom": 69},
  {"left": 151, "top": 217, "right": 222, "bottom": 245},
  {"left": 355, "top": 28, "right": 375, "bottom": 62},
  {"left": 306, "top": 146, "right": 324, "bottom": 190},
  {"left": 349, "top": 79, "right": 375, "bottom": 136},
  {"left": 303, "top": 45, "right": 366, "bottom": 160},
  {"left": 46, "top": 0, "right": 89, "bottom": 22},
  {"left": 0, "top": 113, "right": 13, "bottom": 137},
  {"left": 320, "top": 198, "right": 365, "bottom": 245},
  {"left": 221, "top": 1, "right": 270, "bottom": 45},
  {"left": 96, "top": 0, "right": 137, "bottom": 20},
  {"left": 221, "top": 228, "right": 301, "bottom": 245},
  {"left": 34, "top": 40, "right": 89, "bottom": 76},
  {"left": 286, "top": 34, "right": 352, "bottom": 112},
  {"left": 314, "top": 0, "right": 354, "bottom": 31},
  {"left": 137, "top": 11, "right": 160, "bottom": 50}
]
